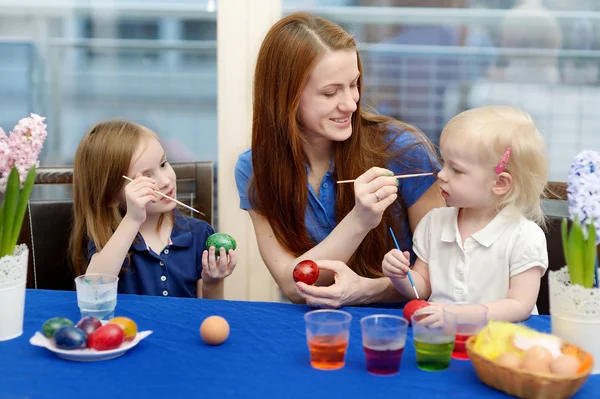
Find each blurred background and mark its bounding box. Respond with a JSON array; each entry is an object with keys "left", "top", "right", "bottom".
[
  {"left": 2, "top": 0, "right": 600, "bottom": 299},
  {"left": 2, "top": 0, "right": 600, "bottom": 200}
]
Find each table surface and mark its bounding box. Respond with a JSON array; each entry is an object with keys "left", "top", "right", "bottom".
[{"left": 1, "top": 289, "right": 597, "bottom": 399}]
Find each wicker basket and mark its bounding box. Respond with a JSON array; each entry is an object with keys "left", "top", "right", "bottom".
[{"left": 466, "top": 335, "right": 592, "bottom": 399}]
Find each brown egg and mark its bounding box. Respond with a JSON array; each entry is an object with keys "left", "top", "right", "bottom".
[
  {"left": 521, "top": 346, "right": 553, "bottom": 374},
  {"left": 495, "top": 353, "right": 521, "bottom": 369},
  {"left": 550, "top": 355, "right": 580, "bottom": 376},
  {"left": 200, "top": 316, "right": 230, "bottom": 345}
]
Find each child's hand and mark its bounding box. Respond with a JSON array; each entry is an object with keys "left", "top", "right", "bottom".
[
  {"left": 413, "top": 302, "right": 445, "bottom": 328},
  {"left": 124, "top": 173, "right": 159, "bottom": 224},
  {"left": 382, "top": 249, "right": 411, "bottom": 280},
  {"left": 201, "top": 246, "right": 237, "bottom": 284}
]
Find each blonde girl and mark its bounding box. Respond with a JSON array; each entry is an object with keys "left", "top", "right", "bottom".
[{"left": 382, "top": 105, "right": 549, "bottom": 322}]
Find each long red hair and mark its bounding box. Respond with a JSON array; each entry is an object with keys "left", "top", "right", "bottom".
[{"left": 249, "top": 12, "right": 437, "bottom": 278}]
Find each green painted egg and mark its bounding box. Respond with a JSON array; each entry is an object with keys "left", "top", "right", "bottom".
[
  {"left": 42, "top": 317, "right": 74, "bottom": 338},
  {"left": 205, "top": 233, "right": 236, "bottom": 252}
]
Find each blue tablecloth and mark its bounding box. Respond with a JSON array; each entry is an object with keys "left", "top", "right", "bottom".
[{"left": 1, "top": 290, "right": 597, "bottom": 399}]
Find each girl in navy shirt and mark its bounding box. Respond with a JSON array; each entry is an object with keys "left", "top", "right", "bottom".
[{"left": 70, "top": 120, "right": 236, "bottom": 298}]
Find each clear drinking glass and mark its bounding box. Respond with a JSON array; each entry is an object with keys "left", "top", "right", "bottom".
[{"left": 74, "top": 273, "right": 118, "bottom": 321}]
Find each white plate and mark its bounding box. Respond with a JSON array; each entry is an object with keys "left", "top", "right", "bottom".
[{"left": 30, "top": 330, "right": 153, "bottom": 362}]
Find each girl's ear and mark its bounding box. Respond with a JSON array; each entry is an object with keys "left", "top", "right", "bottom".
[{"left": 492, "top": 172, "right": 512, "bottom": 196}]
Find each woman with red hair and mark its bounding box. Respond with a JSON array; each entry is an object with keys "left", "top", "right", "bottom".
[{"left": 235, "top": 12, "right": 444, "bottom": 308}]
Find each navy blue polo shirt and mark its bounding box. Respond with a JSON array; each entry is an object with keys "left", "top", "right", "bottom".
[
  {"left": 87, "top": 210, "right": 214, "bottom": 298},
  {"left": 234, "top": 128, "right": 440, "bottom": 264}
]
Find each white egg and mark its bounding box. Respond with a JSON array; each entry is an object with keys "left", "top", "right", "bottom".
[
  {"left": 550, "top": 355, "right": 580, "bottom": 376},
  {"left": 513, "top": 333, "right": 563, "bottom": 358}
]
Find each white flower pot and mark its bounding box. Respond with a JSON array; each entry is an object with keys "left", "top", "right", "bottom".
[
  {"left": 549, "top": 266, "right": 600, "bottom": 375},
  {"left": 0, "top": 244, "right": 29, "bottom": 341}
]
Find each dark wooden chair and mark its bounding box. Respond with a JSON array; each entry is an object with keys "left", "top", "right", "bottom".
[
  {"left": 537, "top": 216, "right": 564, "bottom": 315},
  {"left": 16, "top": 162, "right": 214, "bottom": 290}
]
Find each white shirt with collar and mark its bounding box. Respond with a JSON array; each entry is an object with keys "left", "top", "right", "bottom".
[{"left": 412, "top": 206, "right": 548, "bottom": 307}]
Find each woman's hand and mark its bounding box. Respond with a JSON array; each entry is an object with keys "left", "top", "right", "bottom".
[
  {"left": 295, "top": 260, "right": 364, "bottom": 308},
  {"left": 123, "top": 173, "right": 159, "bottom": 224},
  {"left": 202, "top": 247, "right": 237, "bottom": 284},
  {"left": 352, "top": 167, "right": 398, "bottom": 230}
]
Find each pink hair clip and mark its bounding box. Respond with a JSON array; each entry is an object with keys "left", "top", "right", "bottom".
[{"left": 495, "top": 147, "right": 511, "bottom": 174}]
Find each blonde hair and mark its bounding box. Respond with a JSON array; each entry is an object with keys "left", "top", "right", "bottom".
[
  {"left": 440, "top": 105, "right": 549, "bottom": 226},
  {"left": 69, "top": 120, "right": 167, "bottom": 276}
]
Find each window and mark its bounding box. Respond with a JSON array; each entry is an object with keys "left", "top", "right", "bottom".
[
  {"left": 0, "top": 2, "right": 218, "bottom": 169},
  {"left": 284, "top": 0, "right": 600, "bottom": 182}
]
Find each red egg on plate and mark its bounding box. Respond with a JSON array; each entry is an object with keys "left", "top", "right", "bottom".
[{"left": 87, "top": 324, "right": 125, "bottom": 351}]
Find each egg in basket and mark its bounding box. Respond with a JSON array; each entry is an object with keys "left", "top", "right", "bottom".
[{"left": 466, "top": 321, "right": 593, "bottom": 399}]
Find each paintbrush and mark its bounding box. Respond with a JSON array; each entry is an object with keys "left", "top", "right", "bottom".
[
  {"left": 121, "top": 175, "right": 204, "bottom": 216},
  {"left": 389, "top": 227, "right": 420, "bottom": 299},
  {"left": 337, "top": 172, "right": 434, "bottom": 184}
]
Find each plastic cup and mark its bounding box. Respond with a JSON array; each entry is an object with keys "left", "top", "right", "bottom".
[
  {"left": 412, "top": 310, "right": 457, "bottom": 371},
  {"left": 304, "top": 309, "right": 352, "bottom": 370},
  {"left": 443, "top": 303, "right": 488, "bottom": 360},
  {"left": 360, "top": 314, "right": 408, "bottom": 375}
]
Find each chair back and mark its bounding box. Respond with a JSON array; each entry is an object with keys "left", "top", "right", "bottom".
[{"left": 537, "top": 182, "right": 568, "bottom": 315}]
